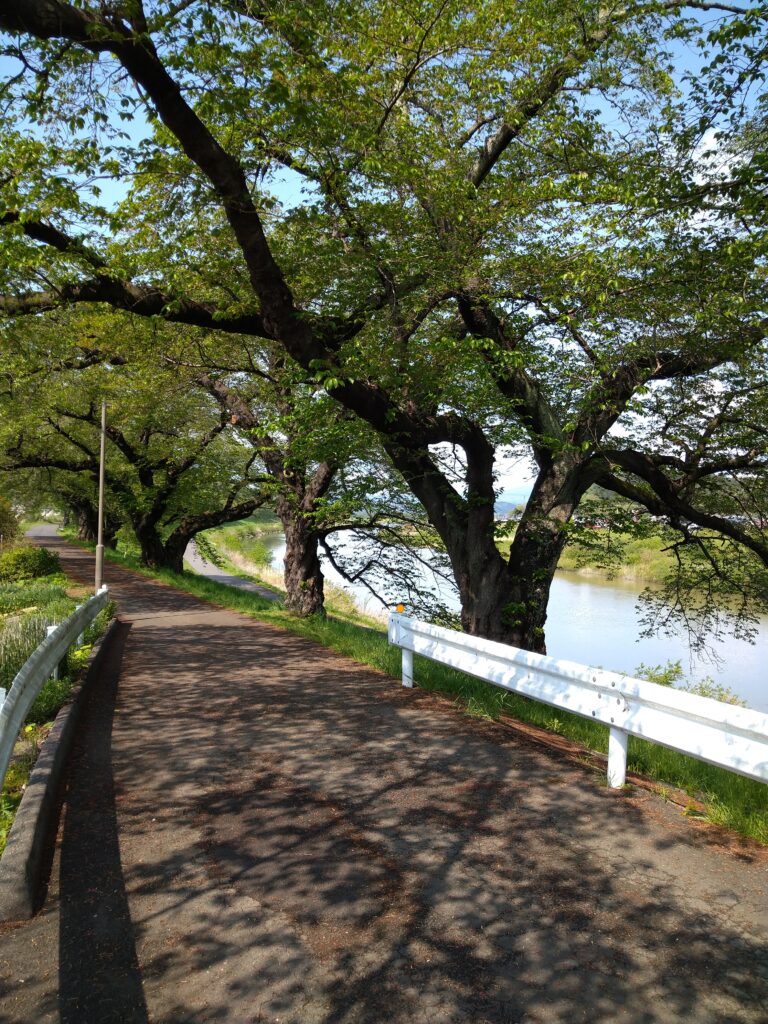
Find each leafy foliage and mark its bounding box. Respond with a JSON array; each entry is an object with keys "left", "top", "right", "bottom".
[
  {"left": 635, "top": 660, "right": 746, "bottom": 705},
  {"left": 0, "top": 544, "right": 60, "bottom": 582},
  {"left": 0, "top": 311, "right": 270, "bottom": 569},
  {"left": 0, "top": 0, "right": 766, "bottom": 648}
]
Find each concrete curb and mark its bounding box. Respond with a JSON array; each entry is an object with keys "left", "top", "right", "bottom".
[{"left": 0, "top": 616, "right": 120, "bottom": 922}]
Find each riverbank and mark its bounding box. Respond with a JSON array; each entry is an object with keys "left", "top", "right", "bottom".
[
  {"left": 199, "top": 516, "right": 388, "bottom": 628},
  {"left": 201, "top": 521, "right": 768, "bottom": 712},
  {"left": 548, "top": 531, "right": 671, "bottom": 583},
  {"left": 208, "top": 515, "right": 673, "bottom": 586}
]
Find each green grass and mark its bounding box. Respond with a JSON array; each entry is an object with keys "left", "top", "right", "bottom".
[
  {"left": 215, "top": 529, "right": 274, "bottom": 568},
  {"left": 0, "top": 575, "right": 77, "bottom": 692},
  {"left": 212, "top": 509, "right": 283, "bottom": 537},
  {"left": 0, "top": 578, "right": 72, "bottom": 616},
  {"left": 557, "top": 532, "right": 672, "bottom": 583},
  {"left": 202, "top": 516, "right": 282, "bottom": 568},
  {"left": 85, "top": 539, "right": 768, "bottom": 845}
]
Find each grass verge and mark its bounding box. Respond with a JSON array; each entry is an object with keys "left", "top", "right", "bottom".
[
  {"left": 196, "top": 523, "right": 383, "bottom": 625},
  {"left": 86, "top": 538, "right": 768, "bottom": 846}
]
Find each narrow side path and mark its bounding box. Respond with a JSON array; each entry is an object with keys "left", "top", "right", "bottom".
[
  {"left": 1, "top": 530, "right": 766, "bottom": 1024},
  {"left": 184, "top": 539, "right": 281, "bottom": 601}
]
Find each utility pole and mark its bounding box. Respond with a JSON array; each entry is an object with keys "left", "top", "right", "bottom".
[{"left": 95, "top": 399, "right": 106, "bottom": 593}]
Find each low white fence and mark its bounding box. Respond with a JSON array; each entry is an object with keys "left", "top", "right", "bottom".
[
  {"left": 388, "top": 613, "right": 768, "bottom": 788},
  {"left": 0, "top": 587, "right": 110, "bottom": 794}
]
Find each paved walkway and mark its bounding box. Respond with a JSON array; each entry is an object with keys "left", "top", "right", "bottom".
[
  {"left": 183, "top": 541, "right": 281, "bottom": 602},
  {"left": 0, "top": 533, "right": 766, "bottom": 1023}
]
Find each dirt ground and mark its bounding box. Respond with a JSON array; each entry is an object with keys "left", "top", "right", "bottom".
[{"left": 0, "top": 529, "right": 766, "bottom": 1023}]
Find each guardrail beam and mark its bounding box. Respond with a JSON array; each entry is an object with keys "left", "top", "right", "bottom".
[
  {"left": 388, "top": 612, "right": 768, "bottom": 789},
  {"left": 0, "top": 589, "right": 110, "bottom": 795}
]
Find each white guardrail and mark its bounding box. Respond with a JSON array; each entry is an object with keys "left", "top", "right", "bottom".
[
  {"left": 388, "top": 613, "right": 768, "bottom": 788},
  {"left": 0, "top": 586, "right": 110, "bottom": 794}
]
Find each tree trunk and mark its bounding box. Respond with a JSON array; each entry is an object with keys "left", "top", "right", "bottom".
[
  {"left": 159, "top": 501, "right": 266, "bottom": 577},
  {"left": 455, "top": 462, "right": 583, "bottom": 652},
  {"left": 134, "top": 517, "right": 170, "bottom": 569},
  {"left": 390, "top": 438, "right": 586, "bottom": 652},
  {"left": 69, "top": 498, "right": 119, "bottom": 549},
  {"left": 277, "top": 500, "right": 325, "bottom": 617},
  {"left": 440, "top": 522, "right": 561, "bottom": 652},
  {"left": 478, "top": 523, "right": 565, "bottom": 652},
  {"left": 75, "top": 505, "right": 97, "bottom": 542},
  {"left": 161, "top": 533, "right": 187, "bottom": 574},
  {"left": 103, "top": 517, "right": 119, "bottom": 550}
]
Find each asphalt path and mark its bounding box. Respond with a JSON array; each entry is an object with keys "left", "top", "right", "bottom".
[
  {"left": 0, "top": 528, "right": 766, "bottom": 1023},
  {"left": 183, "top": 540, "right": 281, "bottom": 602}
]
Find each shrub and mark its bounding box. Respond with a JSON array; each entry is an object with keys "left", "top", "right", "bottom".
[
  {"left": 0, "top": 545, "right": 61, "bottom": 582},
  {"left": 637, "top": 660, "right": 745, "bottom": 706},
  {"left": 26, "top": 676, "right": 72, "bottom": 724}
]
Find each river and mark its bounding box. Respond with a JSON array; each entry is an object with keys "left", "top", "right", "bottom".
[{"left": 260, "top": 534, "right": 767, "bottom": 712}]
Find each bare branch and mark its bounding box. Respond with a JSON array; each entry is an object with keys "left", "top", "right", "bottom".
[{"left": 596, "top": 451, "right": 768, "bottom": 566}]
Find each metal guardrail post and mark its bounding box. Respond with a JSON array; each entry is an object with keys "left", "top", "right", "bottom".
[
  {"left": 45, "top": 626, "right": 61, "bottom": 680},
  {"left": 390, "top": 609, "right": 414, "bottom": 688},
  {"left": 402, "top": 647, "right": 414, "bottom": 689},
  {"left": 607, "top": 727, "right": 628, "bottom": 788}
]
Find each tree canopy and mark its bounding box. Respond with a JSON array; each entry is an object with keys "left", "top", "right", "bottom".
[
  {"left": 0, "top": 310, "right": 270, "bottom": 570},
  {"left": 0, "top": 0, "right": 766, "bottom": 648}
]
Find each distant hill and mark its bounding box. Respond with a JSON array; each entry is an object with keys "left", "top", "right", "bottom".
[{"left": 495, "top": 500, "right": 522, "bottom": 518}]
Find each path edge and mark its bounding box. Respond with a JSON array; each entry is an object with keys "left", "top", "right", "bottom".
[{"left": 0, "top": 617, "right": 120, "bottom": 922}]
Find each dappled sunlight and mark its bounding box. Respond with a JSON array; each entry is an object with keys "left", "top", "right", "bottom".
[
  {"left": 2, "top": 533, "right": 765, "bottom": 1023},
  {"left": 109, "top": 575, "right": 768, "bottom": 1021}
]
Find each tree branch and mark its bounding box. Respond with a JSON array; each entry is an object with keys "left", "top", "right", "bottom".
[
  {"left": 454, "top": 291, "right": 563, "bottom": 463},
  {"left": 0, "top": 275, "right": 274, "bottom": 337},
  {"left": 596, "top": 451, "right": 768, "bottom": 566},
  {"left": 469, "top": 17, "right": 613, "bottom": 187},
  {"left": 0, "top": 212, "right": 108, "bottom": 269}
]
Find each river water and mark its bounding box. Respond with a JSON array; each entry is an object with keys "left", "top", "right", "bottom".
[{"left": 261, "top": 535, "right": 767, "bottom": 712}]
